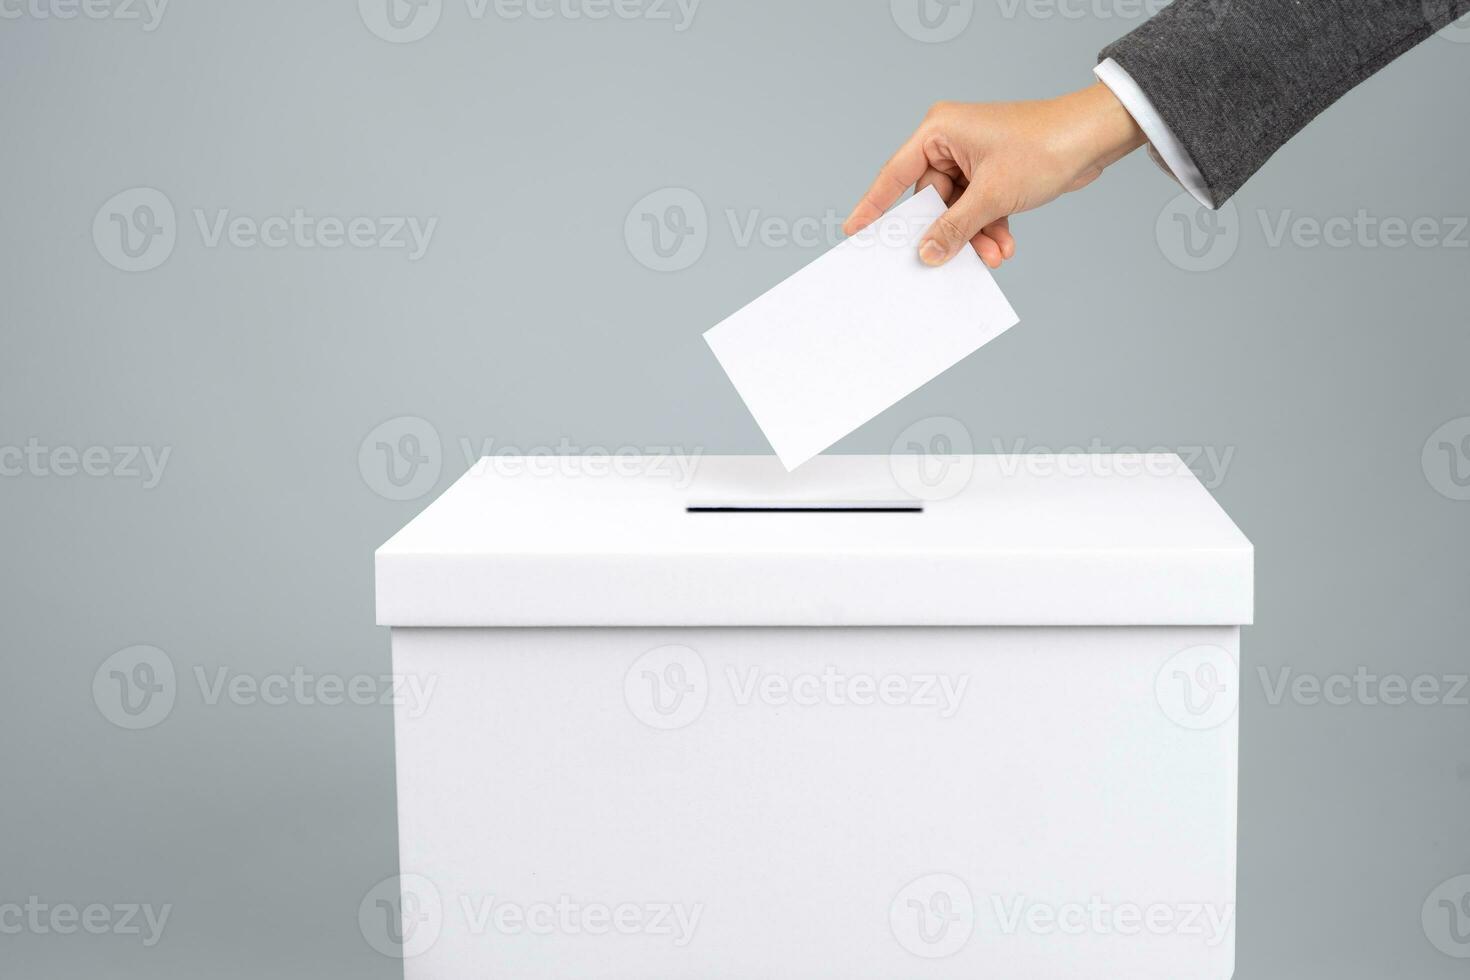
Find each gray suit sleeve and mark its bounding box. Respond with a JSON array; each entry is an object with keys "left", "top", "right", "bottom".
[{"left": 1101, "top": 0, "right": 1470, "bottom": 206}]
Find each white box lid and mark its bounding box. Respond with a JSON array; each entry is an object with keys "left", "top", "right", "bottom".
[{"left": 375, "top": 454, "right": 1253, "bottom": 627}]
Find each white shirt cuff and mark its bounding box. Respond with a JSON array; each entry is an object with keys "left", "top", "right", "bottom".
[{"left": 1094, "top": 57, "right": 1214, "bottom": 209}]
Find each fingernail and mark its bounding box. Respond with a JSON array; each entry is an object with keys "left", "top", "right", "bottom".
[{"left": 919, "top": 240, "right": 947, "bottom": 266}]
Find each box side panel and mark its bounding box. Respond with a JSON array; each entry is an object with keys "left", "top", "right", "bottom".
[{"left": 389, "top": 625, "right": 1239, "bottom": 980}]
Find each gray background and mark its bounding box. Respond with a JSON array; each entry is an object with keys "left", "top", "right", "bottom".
[{"left": 2, "top": 0, "right": 1468, "bottom": 976}]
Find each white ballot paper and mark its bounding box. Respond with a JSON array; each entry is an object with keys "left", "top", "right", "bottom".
[{"left": 704, "top": 186, "right": 1020, "bottom": 470}]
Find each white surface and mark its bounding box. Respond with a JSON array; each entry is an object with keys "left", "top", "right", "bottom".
[
  {"left": 703, "top": 187, "right": 1019, "bottom": 469},
  {"left": 1094, "top": 58, "right": 1214, "bottom": 209},
  {"left": 375, "top": 454, "right": 1253, "bottom": 627},
  {"left": 392, "top": 625, "right": 1239, "bottom": 979}
]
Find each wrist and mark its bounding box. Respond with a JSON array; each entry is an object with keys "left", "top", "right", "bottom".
[{"left": 1060, "top": 81, "right": 1146, "bottom": 175}]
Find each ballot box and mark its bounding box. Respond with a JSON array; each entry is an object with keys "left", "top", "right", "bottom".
[{"left": 374, "top": 453, "right": 1252, "bottom": 979}]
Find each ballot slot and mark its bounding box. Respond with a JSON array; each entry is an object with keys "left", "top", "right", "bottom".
[{"left": 686, "top": 500, "right": 922, "bottom": 513}]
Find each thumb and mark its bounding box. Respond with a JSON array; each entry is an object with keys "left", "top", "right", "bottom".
[{"left": 919, "top": 185, "right": 1003, "bottom": 267}]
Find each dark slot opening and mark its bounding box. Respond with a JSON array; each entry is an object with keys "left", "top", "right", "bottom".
[{"left": 686, "top": 504, "right": 922, "bottom": 514}]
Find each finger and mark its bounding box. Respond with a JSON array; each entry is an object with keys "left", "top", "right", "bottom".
[
  {"left": 916, "top": 167, "right": 958, "bottom": 205},
  {"left": 970, "top": 232, "right": 1003, "bottom": 269},
  {"left": 844, "top": 133, "right": 930, "bottom": 235},
  {"left": 983, "top": 216, "right": 1015, "bottom": 259},
  {"left": 919, "top": 185, "right": 1004, "bottom": 267}
]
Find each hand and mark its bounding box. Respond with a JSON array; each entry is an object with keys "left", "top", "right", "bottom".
[{"left": 843, "top": 83, "right": 1146, "bottom": 269}]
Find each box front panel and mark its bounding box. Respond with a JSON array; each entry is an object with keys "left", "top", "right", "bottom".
[{"left": 386, "top": 626, "right": 1239, "bottom": 979}]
